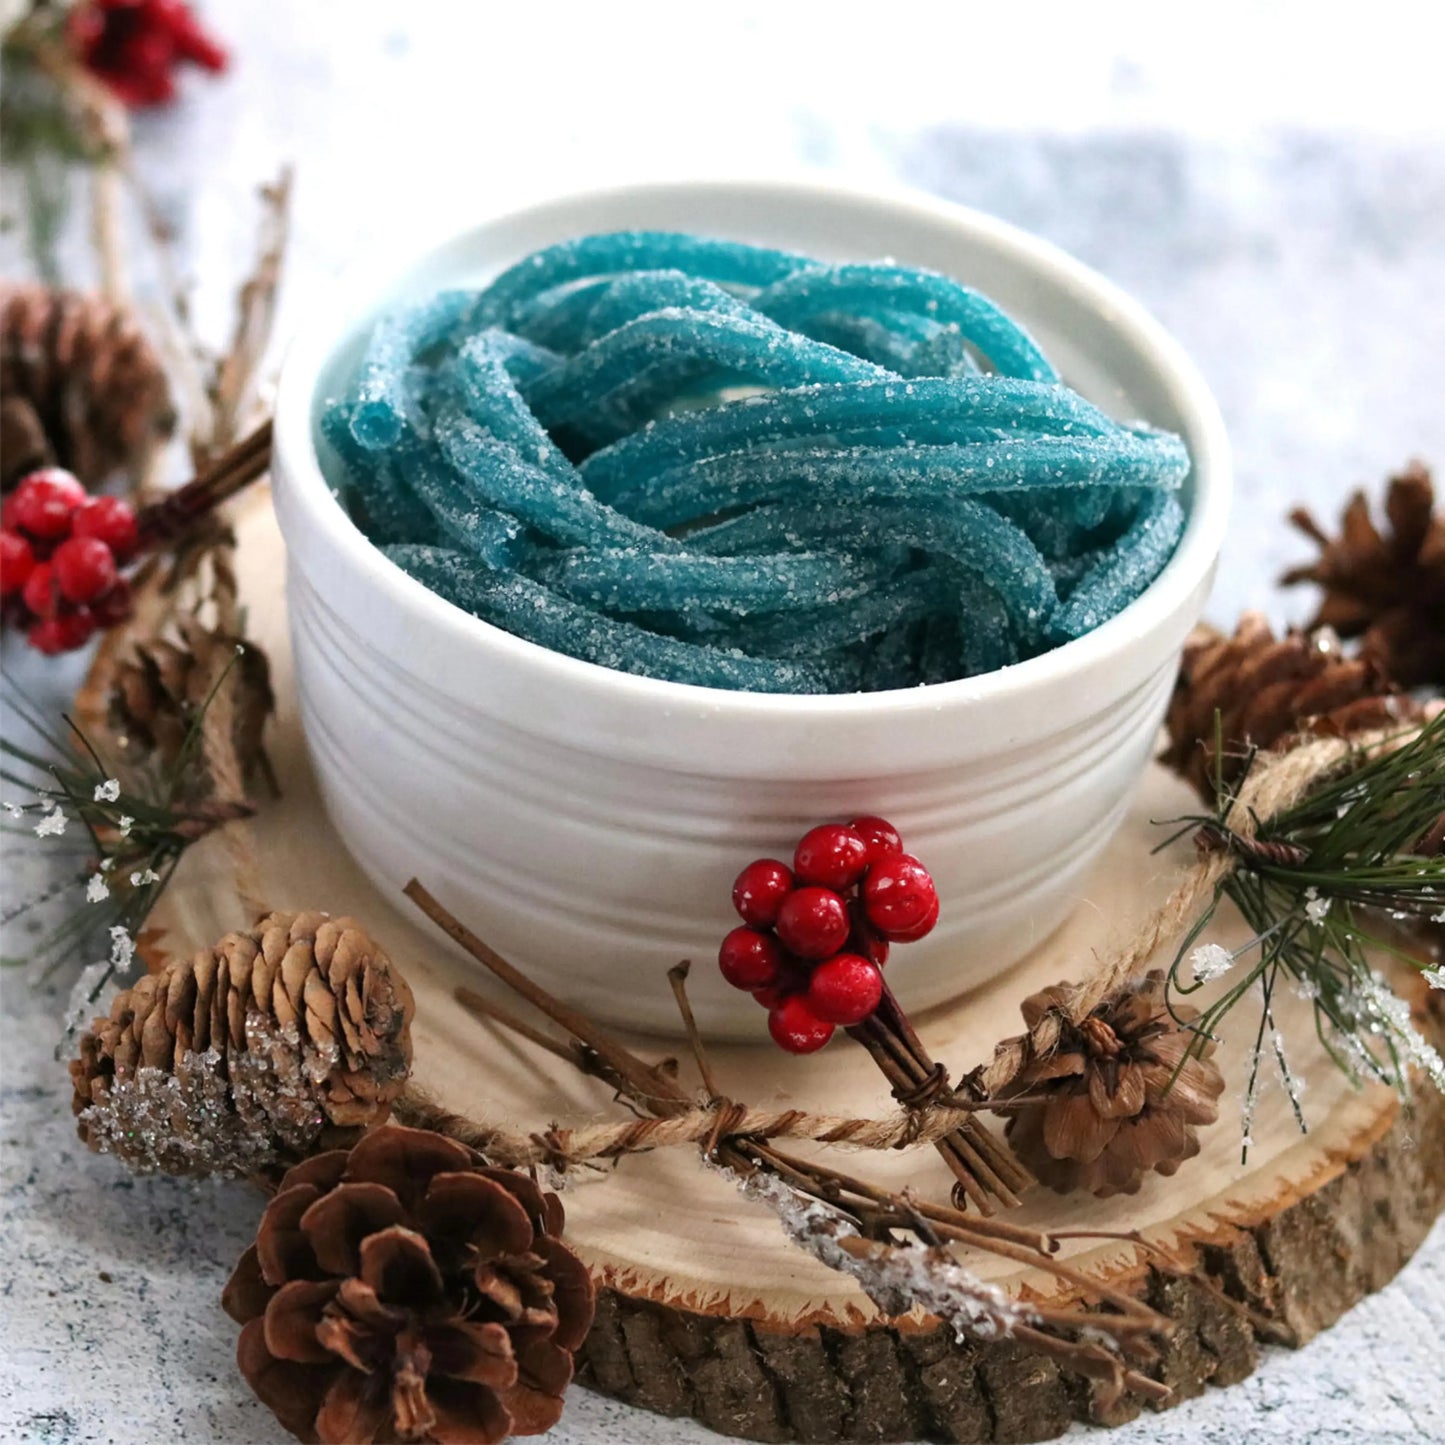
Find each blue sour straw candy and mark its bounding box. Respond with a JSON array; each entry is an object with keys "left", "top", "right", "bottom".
[{"left": 323, "top": 232, "right": 1191, "bottom": 693}]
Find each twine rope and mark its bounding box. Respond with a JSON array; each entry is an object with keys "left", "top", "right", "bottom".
[{"left": 397, "top": 1091, "right": 987, "bottom": 1170}]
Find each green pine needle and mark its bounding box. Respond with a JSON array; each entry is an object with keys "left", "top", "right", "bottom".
[
  {"left": 2, "top": 661, "right": 251, "bottom": 1008},
  {"left": 1167, "top": 710, "right": 1445, "bottom": 1135}
]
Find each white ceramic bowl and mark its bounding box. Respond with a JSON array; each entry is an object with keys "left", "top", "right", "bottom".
[{"left": 273, "top": 179, "right": 1230, "bottom": 1037}]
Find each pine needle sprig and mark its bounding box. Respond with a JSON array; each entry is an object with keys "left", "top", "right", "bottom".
[
  {"left": 1, "top": 665, "right": 255, "bottom": 1023},
  {"left": 1168, "top": 711, "right": 1445, "bottom": 1135}
]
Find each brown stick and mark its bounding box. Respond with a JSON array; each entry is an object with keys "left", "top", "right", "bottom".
[
  {"left": 132, "top": 422, "right": 273, "bottom": 553},
  {"left": 668, "top": 962, "right": 724, "bottom": 1103},
  {"left": 853, "top": 1011, "right": 1023, "bottom": 1212},
  {"left": 405, "top": 878, "right": 689, "bottom": 1114},
  {"left": 454, "top": 986, "right": 590, "bottom": 1069},
  {"left": 1049, "top": 1227, "right": 1293, "bottom": 1343},
  {"left": 755, "top": 1150, "right": 1052, "bottom": 1252},
  {"left": 209, "top": 170, "right": 292, "bottom": 456}
]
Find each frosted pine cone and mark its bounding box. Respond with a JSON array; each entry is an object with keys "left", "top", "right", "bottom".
[
  {"left": 69, "top": 911, "right": 414, "bottom": 1178},
  {"left": 222, "top": 1125, "right": 594, "bottom": 1444},
  {"left": 1001, "top": 971, "right": 1225, "bottom": 1198}
]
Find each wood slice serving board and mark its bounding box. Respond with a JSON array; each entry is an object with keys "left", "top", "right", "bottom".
[{"left": 125, "top": 494, "right": 1445, "bottom": 1444}]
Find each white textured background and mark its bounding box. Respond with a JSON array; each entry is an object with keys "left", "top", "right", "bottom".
[{"left": 3, "top": 3, "right": 1443, "bottom": 1442}]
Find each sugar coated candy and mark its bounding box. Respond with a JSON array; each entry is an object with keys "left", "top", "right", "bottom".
[{"left": 322, "top": 232, "right": 1191, "bottom": 693}]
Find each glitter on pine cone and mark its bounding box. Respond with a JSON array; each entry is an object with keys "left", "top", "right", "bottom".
[
  {"left": 1000, "top": 971, "right": 1226, "bottom": 1199},
  {"left": 221, "top": 1125, "right": 595, "bottom": 1445},
  {"left": 0, "top": 283, "right": 174, "bottom": 490},
  {"left": 108, "top": 620, "right": 275, "bottom": 796},
  {"left": 1283, "top": 462, "right": 1445, "bottom": 691},
  {"left": 69, "top": 911, "right": 414, "bottom": 1178},
  {"left": 1161, "top": 611, "right": 1427, "bottom": 804}
]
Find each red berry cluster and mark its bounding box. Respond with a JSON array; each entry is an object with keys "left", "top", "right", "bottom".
[
  {"left": 720, "top": 816, "right": 940, "bottom": 1054},
  {"left": 68, "top": 0, "right": 229, "bottom": 109},
  {"left": 1, "top": 470, "right": 138, "bottom": 654}
]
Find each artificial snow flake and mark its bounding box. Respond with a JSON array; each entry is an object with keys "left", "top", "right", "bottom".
[
  {"left": 1189, "top": 942, "right": 1235, "bottom": 982},
  {"left": 93, "top": 779, "right": 121, "bottom": 803},
  {"left": 129, "top": 868, "right": 160, "bottom": 886},
  {"left": 117, "top": 815, "right": 134, "bottom": 836},
  {"left": 1423, "top": 965, "right": 1445, "bottom": 991},
  {"left": 34, "top": 806, "right": 67, "bottom": 837},
  {"left": 62, "top": 960, "right": 121, "bottom": 1042},
  {"left": 1272, "top": 1026, "right": 1306, "bottom": 1124},
  {"left": 1303, "top": 892, "right": 1331, "bottom": 924},
  {"left": 1339, "top": 970, "right": 1445, "bottom": 1094},
  {"left": 85, "top": 874, "right": 109, "bottom": 904},
  {"left": 3, "top": 800, "right": 22, "bottom": 818},
  {"left": 108, "top": 925, "right": 135, "bottom": 972},
  {"left": 716, "top": 1161, "right": 1030, "bottom": 1344}
]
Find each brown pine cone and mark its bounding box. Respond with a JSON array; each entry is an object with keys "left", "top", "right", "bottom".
[
  {"left": 1283, "top": 462, "right": 1445, "bottom": 690},
  {"left": 108, "top": 619, "right": 275, "bottom": 795},
  {"left": 1, "top": 282, "right": 174, "bottom": 490},
  {"left": 70, "top": 911, "right": 414, "bottom": 1178},
  {"left": 1161, "top": 611, "right": 1424, "bottom": 804},
  {"left": 1001, "top": 971, "right": 1225, "bottom": 1198},
  {"left": 222, "top": 1125, "right": 595, "bottom": 1444}
]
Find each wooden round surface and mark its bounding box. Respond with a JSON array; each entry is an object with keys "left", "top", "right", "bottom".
[{"left": 127, "top": 493, "right": 1445, "bottom": 1442}]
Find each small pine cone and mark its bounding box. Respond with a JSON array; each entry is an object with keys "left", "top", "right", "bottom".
[
  {"left": 1283, "top": 462, "right": 1445, "bottom": 690},
  {"left": 1161, "top": 611, "right": 1425, "bottom": 804},
  {"left": 222, "top": 1125, "right": 595, "bottom": 1444},
  {"left": 1001, "top": 971, "right": 1226, "bottom": 1198},
  {"left": 0, "top": 282, "right": 174, "bottom": 490},
  {"left": 69, "top": 911, "right": 415, "bottom": 1179},
  {"left": 108, "top": 619, "right": 274, "bottom": 795}
]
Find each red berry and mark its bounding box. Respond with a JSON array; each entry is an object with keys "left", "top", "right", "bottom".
[
  {"left": 52, "top": 536, "right": 118, "bottom": 604},
  {"left": 848, "top": 902, "right": 891, "bottom": 968},
  {"left": 850, "top": 815, "right": 904, "bottom": 865},
  {"left": 863, "top": 854, "right": 939, "bottom": 938},
  {"left": 775, "top": 886, "right": 850, "bottom": 960},
  {"left": 806, "top": 953, "right": 884, "bottom": 1026},
  {"left": 11, "top": 470, "right": 87, "bottom": 539},
  {"left": 22, "top": 562, "right": 57, "bottom": 618},
  {"left": 767, "top": 996, "right": 835, "bottom": 1054},
  {"left": 718, "top": 927, "right": 783, "bottom": 992},
  {"left": 155, "top": 1, "right": 229, "bottom": 71},
  {"left": 72, "top": 495, "right": 139, "bottom": 560},
  {"left": 88, "top": 575, "right": 134, "bottom": 628},
  {"left": 28, "top": 609, "right": 96, "bottom": 655},
  {"left": 761, "top": 954, "right": 813, "bottom": 1006},
  {"left": 731, "top": 858, "right": 794, "bottom": 927},
  {"left": 885, "top": 893, "right": 940, "bottom": 943},
  {"left": 0, "top": 530, "right": 35, "bottom": 598},
  {"left": 793, "top": 823, "right": 869, "bottom": 891},
  {"left": 119, "top": 26, "right": 176, "bottom": 80}
]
